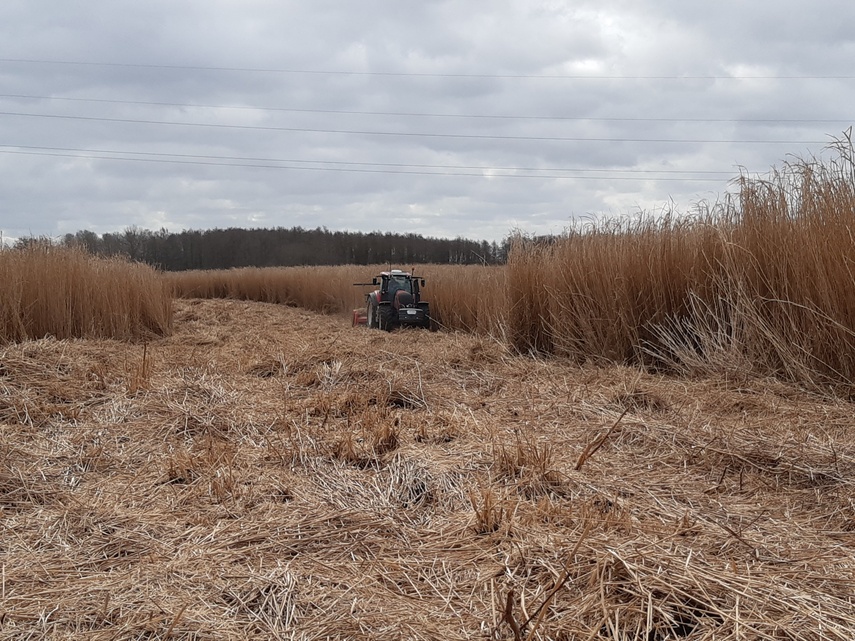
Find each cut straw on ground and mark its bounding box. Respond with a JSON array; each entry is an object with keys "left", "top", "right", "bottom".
[{"left": 1, "top": 298, "right": 854, "bottom": 639}]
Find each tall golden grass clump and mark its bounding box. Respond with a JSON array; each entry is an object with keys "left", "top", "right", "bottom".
[
  {"left": 509, "top": 146, "right": 855, "bottom": 389},
  {"left": 0, "top": 243, "right": 172, "bottom": 342},
  {"left": 715, "top": 158, "right": 855, "bottom": 386},
  {"left": 417, "top": 265, "right": 506, "bottom": 334},
  {"left": 507, "top": 213, "right": 725, "bottom": 361}
]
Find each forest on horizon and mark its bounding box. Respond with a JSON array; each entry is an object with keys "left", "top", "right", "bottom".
[{"left": 41, "top": 225, "right": 510, "bottom": 271}]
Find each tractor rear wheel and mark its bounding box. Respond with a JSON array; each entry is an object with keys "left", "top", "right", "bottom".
[
  {"left": 367, "top": 303, "right": 377, "bottom": 329},
  {"left": 379, "top": 305, "right": 396, "bottom": 331}
]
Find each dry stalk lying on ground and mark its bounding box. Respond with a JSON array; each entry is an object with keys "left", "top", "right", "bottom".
[
  {"left": 575, "top": 408, "right": 628, "bottom": 471},
  {"left": 1, "top": 298, "right": 854, "bottom": 639}
]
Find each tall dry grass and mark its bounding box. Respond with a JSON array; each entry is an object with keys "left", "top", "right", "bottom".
[
  {"left": 167, "top": 266, "right": 363, "bottom": 314},
  {"left": 168, "top": 264, "right": 507, "bottom": 334},
  {"left": 418, "top": 265, "right": 506, "bottom": 334},
  {"left": 714, "top": 160, "right": 855, "bottom": 386},
  {"left": 507, "top": 213, "right": 727, "bottom": 361},
  {"left": 0, "top": 244, "right": 172, "bottom": 342},
  {"left": 509, "top": 150, "right": 855, "bottom": 390},
  {"left": 167, "top": 147, "right": 855, "bottom": 390}
]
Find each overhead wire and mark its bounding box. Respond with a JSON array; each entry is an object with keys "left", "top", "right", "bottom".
[
  {"left": 0, "top": 110, "right": 827, "bottom": 144},
  {"left": 0, "top": 145, "right": 742, "bottom": 181},
  {"left": 0, "top": 58, "right": 843, "bottom": 186},
  {"left": 0, "top": 144, "right": 736, "bottom": 175},
  {"left": 0, "top": 94, "right": 850, "bottom": 125},
  {"left": 2, "top": 57, "right": 855, "bottom": 80}
]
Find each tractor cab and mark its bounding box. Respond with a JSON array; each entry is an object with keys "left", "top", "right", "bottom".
[{"left": 377, "top": 270, "right": 421, "bottom": 302}]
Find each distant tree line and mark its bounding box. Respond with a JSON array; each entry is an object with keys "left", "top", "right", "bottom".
[{"left": 51, "top": 226, "right": 509, "bottom": 270}]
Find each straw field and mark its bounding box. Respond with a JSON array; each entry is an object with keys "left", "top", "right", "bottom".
[
  {"left": 0, "top": 244, "right": 172, "bottom": 343},
  {"left": 166, "top": 263, "right": 507, "bottom": 336},
  {"left": 508, "top": 161, "right": 855, "bottom": 391},
  {"left": 5, "top": 150, "right": 854, "bottom": 637},
  {"left": 168, "top": 155, "right": 855, "bottom": 392},
  {"left": 2, "top": 297, "right": 855, "bottom": 639}
]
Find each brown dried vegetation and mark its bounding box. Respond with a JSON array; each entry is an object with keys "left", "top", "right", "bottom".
[
  {"left": 0, "top": 244, "right": 171, "bottom": 343},
  {"left": 4, "top": 150, "right": 855, "bottom": 637},
  {"left": 169, "top": 151, "right": 855, "bottom": 393},
  {"left": 2, "top": 298, "right": 855, "bottom": 639}
]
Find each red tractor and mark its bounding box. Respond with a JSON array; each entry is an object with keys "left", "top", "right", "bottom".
[{"left": 354, "top": 269, "right": 430, "bottom": 330}]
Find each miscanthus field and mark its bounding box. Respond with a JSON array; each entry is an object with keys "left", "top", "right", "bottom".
[{"left": 3, "top": 154, "right": 855, "bottom": 640}]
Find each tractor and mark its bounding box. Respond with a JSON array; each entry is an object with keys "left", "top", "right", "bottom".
[{"left": 353, "top": 269, "right": 430, "bottom": 330}]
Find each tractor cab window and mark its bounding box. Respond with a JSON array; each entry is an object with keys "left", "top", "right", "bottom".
[{"left": 386, "top": 275, "right": 412, "bottom": 296}]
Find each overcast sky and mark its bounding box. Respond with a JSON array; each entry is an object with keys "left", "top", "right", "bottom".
[{"left": 1, "top": 1, "right": 853, "bottom": 243}]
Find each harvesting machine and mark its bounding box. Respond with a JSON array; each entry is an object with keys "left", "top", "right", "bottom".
[{"left": 353, "top": 269, "right": 430, "bottom": 330}]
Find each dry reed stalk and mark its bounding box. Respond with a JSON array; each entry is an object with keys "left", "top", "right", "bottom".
[
  {"left": 574, "top": 409, "right": 629, "bottom": 471},
  {"left": 502, "top": 147, "right": 855, "bottom": 392}
]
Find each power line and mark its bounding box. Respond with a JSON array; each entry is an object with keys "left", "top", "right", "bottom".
[
  {"left": 0, "top": 110, "right": 826, "bottom": 144},
  {"left": 0, "top": 147, "right": 740, "bottom": 182},
  {"left": 1, "top": 93, "right": 850, "bottom": 125},
  {"left": 0, "top": 144, "right": 737, "bottom": 176},
  {"left": 2, "top": 57, "right": 854, "bottom": 80}
]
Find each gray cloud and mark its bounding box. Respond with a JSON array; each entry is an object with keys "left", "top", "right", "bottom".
[{"left": 1, "top": 0, "right": 852, "bottom": 243}]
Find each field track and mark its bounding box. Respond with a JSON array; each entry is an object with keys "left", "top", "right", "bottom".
[{"left": 2, "top": 298, "right": 855, "bottom": 639}]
